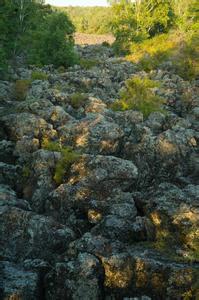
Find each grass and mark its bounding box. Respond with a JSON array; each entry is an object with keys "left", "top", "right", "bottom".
[
  {"left": 79, "top": 58, "right": 100, "bottom": 69},
  {"left": 42, "top": 139, "right": 80, "bottom": 185},
  {"left": 70, "top": 92, "right": 88, "bottom": 109},
  {"left": 126, "top": 31, "right": 199, "bottom": 80},
  {"left": 14, "top": 79, "right": 32, "bottom": 101},
  {"left": 110, "top": 76, "right": 165, "bottom": 118},
  {"left": 31, "top": 71, "right": 49, "bottom": 81}
]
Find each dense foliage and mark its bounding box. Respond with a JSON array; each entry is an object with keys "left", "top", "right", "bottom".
[
  {"left": 109, "top": 0, "right": 199, "bottom": 54},
  {"left": 58, "top": 6, "right": 112, "bottom": 34},
  {"left": 109, "top": 0, "right": 199, "bottom": 80},
  {"left": 0, "top": 0, "right": 77, "bottom": 76}
]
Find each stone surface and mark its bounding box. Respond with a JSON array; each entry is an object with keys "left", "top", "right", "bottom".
[{"left": 0, "top": 43, "right": 198, "bottom": 299}]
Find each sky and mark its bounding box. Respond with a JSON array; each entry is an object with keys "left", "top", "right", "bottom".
[{"left": 46, "top": 0, "right": 108, "bottom": 6}]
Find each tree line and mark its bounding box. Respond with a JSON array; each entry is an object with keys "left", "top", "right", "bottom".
[
  {"left": 108, "top": 0, "right": 198, "bottom": 53},
  {"left": 57, "top": 6, "right": 112, "bottom": 35}
]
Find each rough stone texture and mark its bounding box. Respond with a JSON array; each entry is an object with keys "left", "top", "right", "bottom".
[
  {"left": 45, "top": 253, "right": 104, "bottom": 300},
  {"left": 0, "top": 44, "right": 198, "bottom": 299},
  {"left": 0, "top": 261, "right": 40, "bottom": 300},
  {"left": 0, "top": 205, "right": 75, "bottom": 263}
]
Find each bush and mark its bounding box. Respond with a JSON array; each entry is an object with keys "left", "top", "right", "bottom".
[
  {"left": 57, "top": 66, "right": 66, "bottom": 73},
  {"left": 111, "top": 76, "right": 165, "bottom": 118},
  {"left": 14, "top": 79, "right": 32, "bottom": 101},
  {"left": 70, "top": 93, "right": 87, "bottom": 109},
  {"left": 31, "top": 71, "right": 49, "bottom": 81},
  {"left": 102, "top": 41, "right": 110, "bottom": 47},
  {"left": 42, "top": 139, "right": 80, "bottom": 185},
  {"left": 79, "top": 58, "right": 99, "bottom": 69},
  {"left": 127, "top": 33, "right": 176, "bottom": 71},
  {"left": 171, "top": 34, "right": 199, "bottom": 80},
  {"left": 28, "top": 12, "right": 78, "bottom": 68}
]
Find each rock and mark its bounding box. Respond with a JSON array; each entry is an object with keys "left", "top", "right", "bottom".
[
  {"left": 91, "top": 215, "right": 149, "bottom": 243},
  {"left": 0, "top": 205, "right": 75, "bottom": 262},
  {"left": 0, "top": 261, "right": 40, "bottom": 300},
  {"left": 139, "top": 183, "right": 199, "bottom": 254},
  {"left": 27, "top": 80, "right": 50, "bottom": 99},
  {"left": 23, "top": 149, "right": 60, "bottom": 213},
  {"left": 45, "top": 155, "right": 138, "bottom": 226},
  {"left": 0, "top": 184, "right": 30, "bottom": 210},
  {"left": 16, "top": 97, "right": 74, "bottom": 128},
  {"left": 0, "top": 162, "right": 18, "bottom": 189},
  {"left": 58, "top": 114, "right": 124, "bottom": 155},
  {"left": 0, "top": 81, "right": 13, "bottom": 102},
  {"left": 101, "top": 248, "right": 199, "bottom": 299},
  {"left": 0, "top": 140, "right": 15, "bottom": 163},
  {"left": 45, "top": 253, "right": 103, "bottom": 300},
  {"left": 2, "top": 112, "right": 57, "bottom": 142}
]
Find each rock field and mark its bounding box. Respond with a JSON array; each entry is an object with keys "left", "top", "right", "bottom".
[{"left": 0, "top": 44, "right": 199, "bottom": 299}]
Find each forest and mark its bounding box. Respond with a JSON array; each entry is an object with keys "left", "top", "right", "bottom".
[{"left": 58, "top": 6, "right": 112, "bottom": 34}]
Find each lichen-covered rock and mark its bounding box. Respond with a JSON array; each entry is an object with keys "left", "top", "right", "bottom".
[
  {"left": 0, "top": 140, "right": 15, "bottom": 163},
  {"left": 45, "top": 253, "right": 104, "bottom": 300},
  {"left": 58, "top": 114, "right": 124, "bottom": 155},
  {"left": 0, "top": 206, "right": 75, "bottom": 262},
  {"left": 23, "top": 149, "right": 60, "bottom": 213},
  {"left": 16, "top": 97, "right": 74, "bottom": 128},
  {"left": 45, "top": 155, "right": 138, "bottom": 227},
  {"left": 91, "top": 215, "right": 150, "bottom": 243},
  {"left": 2, "top": 112, "right": 57, "bottom": 141},
  {"left": 0, "top": 261, "right": 40, "bottom": 300},
  {"left": 136, "top": 183, "right": 199, "bottom": 257},
  {"left": 0, "top": 184, "right": 30, "bottom": 210},
  {"left": 101, "top": 248, "right": 199, "bottom": 299},
  {"left": 0, "top": 162, "right": 19, "bottom": 189},
  {"left": 0, "top": 44, "right": 198, "bottom": 299}
]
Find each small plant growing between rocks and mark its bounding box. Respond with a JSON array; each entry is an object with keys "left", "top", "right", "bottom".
[
  {"left": 70, "top": 93, "right": 88, "bottom": 109},
  {"left": 57, "top": 66, "right": 66, "bottom": 73},
  {"left": 31, "top": 71, "right": 49, "bottom": 81},
  {"left": 79, "top": 58, "right": 100, "bottom": 69},
  {"left": 14, "top": 79, "right": 32, "bottom": 101},
  {"left": 111, "top": 76, "right": 165, "bottom": 117},
  {"left": 42, "top": 139, "right": 80, "bottom": 185}
]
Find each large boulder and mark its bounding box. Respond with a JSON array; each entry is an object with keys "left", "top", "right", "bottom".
[
  {"left": 45, "top": 253, "right": 104, "bottom": 300},
  {"left": 0, "top": 205, "right": 75, "bottom": 263},
  {"left": 2, "top": 112, "right": 57, "bottom": 142},
  {"left": 0, "top": 261, "right": 40, "bottom": 300},
  {"left": 58, "top": 114, "right": 124, "bottom": 155}
]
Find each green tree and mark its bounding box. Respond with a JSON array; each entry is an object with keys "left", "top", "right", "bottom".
[
  {"left": 28, "top": 12, "right": 78, "bottom": 67},
  {"left": 109, "top": 0, "right": 175, "bottom": 52}
]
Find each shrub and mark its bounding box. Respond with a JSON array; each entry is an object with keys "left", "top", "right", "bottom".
[
  {"left": 102, "top": 41, "right": 110, "bottom": 47},
  {"left": 127, "top": 33, "right": 176, "bottom": 71},
  {"left": 70, "top": 93, "right": 87, "bottom": 109},
  {"left": 31, "top": 71, "right": 49, "bottom": 81},
  {"left": 171, "top": 34, "right": 199, "bottom": 80},
  {"left": 14, "top": 79, "right": 32, "bottom": 101},
  {"left": 57, "top": 66, "right": 66, "bottom": 73},
  {"left": 110, "top": 76, "right": 165, "bottom": 118},
  {"left": 42, "top": 139, "right": 80, "bottom": 185},
  {"left": 28, "top": 12, "right": 78, "bottom": 68},
  {"left": 79, "top": 58, "right": 99, "bottom": 69}
]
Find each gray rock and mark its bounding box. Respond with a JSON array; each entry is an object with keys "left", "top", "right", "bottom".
[
  {"left": 0, "top": 205, "right": 75, "bottom": 262},
  {"left": 45, "top": 253, "right": 103, "bottom": 300},
  {"left": 0, "top": 261, "right": 40, "bottom": 300}
]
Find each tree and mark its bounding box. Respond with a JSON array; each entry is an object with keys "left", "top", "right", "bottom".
[
  {"left": 0, "top": 1, "right": 77, "bottom": 73},
  {"left": 108, "top": 0, "right": 176, "bottom": 53},
  {"left": 28, "top": 12, "right": 78, "bottom": 67}
]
